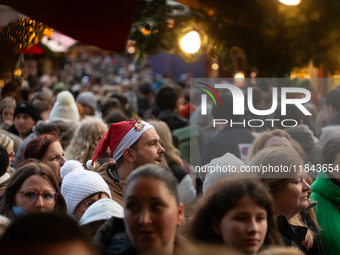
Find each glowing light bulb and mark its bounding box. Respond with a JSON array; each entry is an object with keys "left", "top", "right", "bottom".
[
  {"left": 127, "top": 46, "right": 135, "bottom": 54},
  {"left": 234, "top": 72, "right": 245, "bottom": 82},
  {"left": 278, "top": 0, "right": 301, "bottom": 6},
  {"left": 212, "top": 63, "right": 219, "bottom": 70},
  {"left": 180, "top": 31, "right": 201, "bottom": 54}
]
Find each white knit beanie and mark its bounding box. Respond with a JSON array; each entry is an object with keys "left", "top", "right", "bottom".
[
  {"left": 60, "top": 160, "right": 111, "bottom": 216},
  {"left": 49, "top": 91, "right": 80, "bottom": 121},
  {"left": 202, "top": 153, "right": 250, "bottom": 195}
]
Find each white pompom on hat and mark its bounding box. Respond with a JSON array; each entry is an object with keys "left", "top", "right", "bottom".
[
  {"left": 60, "top": 160, "right": 111, "bottom": 216},
  {"left": 49, "top": 91, "right": 80, "bottom": 122}
]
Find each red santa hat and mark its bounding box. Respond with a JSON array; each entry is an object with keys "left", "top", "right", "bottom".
[{"left": 87, "top": 119, "right": 154, "bottom": 168}]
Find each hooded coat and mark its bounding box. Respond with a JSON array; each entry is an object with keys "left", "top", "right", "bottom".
[{"left": 310, "top": 171, "right": 340, "bottom": 255}]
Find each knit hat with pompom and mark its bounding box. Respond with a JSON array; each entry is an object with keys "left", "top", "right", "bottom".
[
  {"left": 60, "top": 160, "right": 111, "bottom": 215},
  {"left": 49, "top": 91, "right": 80, "bottom": 121}
]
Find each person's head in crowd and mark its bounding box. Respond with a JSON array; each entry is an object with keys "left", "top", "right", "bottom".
[
  {"left": 249, "top": 147, "right": 310, "bottom": 220},
  {"left": 90, "top": 119, "right": 165, "bottom": 180},
  {"left": 0, "top": 213, "right": 98, "bottom": 255},
  {"left": 321, "top": 136, "right": 340, "bottom": 185},
  {"left": 100, "top": 97, "right": 122, "bottom": 121},
  {"left": 0, "top": 160, "right": 67, "bottom": 219},
  {"left": 290, "top": 138, "right": 307, "bottom": 163},
  {"left": 65, "top": 118, "right": 107, "bottom": 169},
  {"left": 123, "top": 164, "right": 185, "bottom": 254},
  {"left": 105, "top": 109, "right": 128, "bottom": 126},
  {"left": 0, "top": 133, "right": 14, "bottom": 173},
  {"left": 49, "top": 91, "right": 80, "bottom": 122},
  {"left": 52, "top": 82, "right": 69, "bottom": 102},
  {"left": 60, "top": 160, "right": 111, "bottom": 220},
  {"left": 24, "top": 132, "right": 66, "bottom": 184},
  {"left": 33, "top": 101, "right": 50, "bottom": 121},
  {"left": 251, "top": 147, "right": 320, "bottom": 251},
  {"left": 79, "top": 198, "right": 124, "bottom": 240},
  {"left": 274, "top": 104, "right": 308, "bottom": 129},
  {"left": 318, "top": 125, "right": 340, "bottom": 147},
  {"left": 0, "top": 144, "right": 9, "bottom": 183},
  {"left": 1, "top": 79, "right": 21, "bottom": 103},
  {"left": 30, "top": 91, "right": 54, "bottom": 111},
  {"left": 325, "top": 87, "right": 340, "bottom": 124},
  {"left": 110, "top": 94, "right": 131, "bottom": 117},
  {"left": 0, "top": 97, "right": 16, "bottom": 129},
  {"left": 211, "top": 93, "right": 244, "bottom": 132},
  {"left": 147, "top": 120, "right": 183, "bottom": 168},
  {"left": 248, "top": 129, "right": 292, "bottom": 161},
  {"left": 183, "top": 178, "right": 281, "bottom": 254},
  {"left": 12, "top": 101, "right": 39, "bottom": 140},
  {"left": 202, "top": 153, "right": 251, "bottom": 194},
  {"left": 76, "top": 91, "right": 97, "bottom": 116},
  {"left": 155, "top": 85, "right": 180, "bottom": 112},
  {"left": 248, "top": 86, "right": 265, "bottom": 110}
]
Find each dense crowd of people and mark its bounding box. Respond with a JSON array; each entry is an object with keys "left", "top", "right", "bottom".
[{"left": 0, "top": 52, "right": 339, "bottom": 255}]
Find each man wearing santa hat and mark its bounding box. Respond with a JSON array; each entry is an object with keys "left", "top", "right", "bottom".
[{"left": 88, "top": 119, "right": 165, "bottom": 206}]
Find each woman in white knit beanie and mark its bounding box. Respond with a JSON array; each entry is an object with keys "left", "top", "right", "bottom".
[{"left": 60, "top": 160, "right": 111, "bottom": 220}]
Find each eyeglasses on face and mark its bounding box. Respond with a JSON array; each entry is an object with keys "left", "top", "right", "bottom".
[
  {"left": 78, "top": 200, "right": 96, "bottom": 209},
  {"left": 16, "top": 190, "right": 58, "bottom": 204},
  {"left": 8, "top": 151, "right": 15, "bottom": 157}
]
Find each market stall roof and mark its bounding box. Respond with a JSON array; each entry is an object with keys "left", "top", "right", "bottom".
[{"left": 0, "top": 0, "right": 139, "bottom": 53}]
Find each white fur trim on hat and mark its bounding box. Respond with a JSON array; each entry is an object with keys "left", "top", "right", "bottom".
[
  {"left": 113, "top": 121, "right": 154, "bottom": 161},
  {"left": 79, "top": 198, "right": 124, "bottom": 226},
  {"left": 49, "top": 91, "right": 80, "bottom": 122},
  {"left": 60, "top": 160, "right": 112, "bottom": 216}
]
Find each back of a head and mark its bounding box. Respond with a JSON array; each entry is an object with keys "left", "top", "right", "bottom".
[
  {"left": 318, "top": 125, "right": 340, "bottom": 147},
  {"left": 100, "top": 98, "right": 122, "bottom": 118},
  {"left": 322, "top": 136, "right": 340, "bottom": 165},
  {"left": 155, "top": 86, "right": 178, "bottom": 111},
  {"left": 274, "top": 104, "right": 305, "bottom": 129},
  {"left": 105, "top": 109, "right": 128, "bottom": 125},
  {"left": 212, "top": 93, "right": 243, "bottom": 121},
  {"left": 326, "top": 88, "right": 340, "bottom": 112},
  {"left": 0, "top": 213, "right": 97, "bottom": 255},
  {"left": 248, "top": 129, "right": 291, "bottom": 161}
]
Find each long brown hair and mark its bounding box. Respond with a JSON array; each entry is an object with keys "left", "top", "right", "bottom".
[{"left": 0, "top": 160, "right": 67, "bottom": 219}]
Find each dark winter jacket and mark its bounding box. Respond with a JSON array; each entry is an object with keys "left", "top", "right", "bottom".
[
  {"left": 93, "top": 217, "right": 136, "bottom": 255},
  {"left": 158, "top": 110, "right": 188, "bottom": 131},
  {"left": 277, "top": 215, "right": 311, "bottom": 255}
]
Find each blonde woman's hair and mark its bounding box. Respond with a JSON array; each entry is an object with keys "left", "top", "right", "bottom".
[
  {"left": 147, "top": 120, "right": 183, "bottom": 167},
  {"left": 248, "top": 129, "right": 292, "bottom": 162},
  {"left": 249, "top": 146, "right": 316, "bottom": 249},
  {"left": 0, "top": 133, "right": 13, "bottom": 154},
  {"left": 65, "top": 118, "right": 108, "bottom": 169}
]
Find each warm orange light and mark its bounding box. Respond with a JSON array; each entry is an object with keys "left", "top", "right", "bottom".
[
  {"left": 278, "top": 0, "right": 301, "bottom": 6},
  {"left": 141, "top": 28, "right": 151, "bottom": 35}
]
